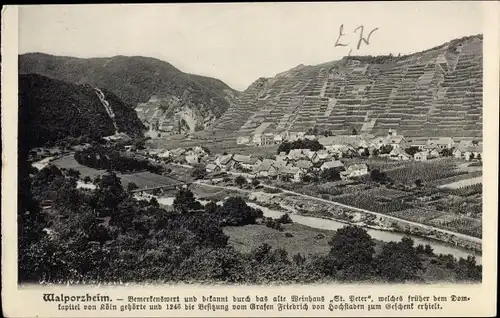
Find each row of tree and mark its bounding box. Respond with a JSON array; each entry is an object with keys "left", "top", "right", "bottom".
[
  {"left": 277, "top": 139, "right": 325, "bottom": 154},
  {"left": 74, "top": 145, "right": 164, "bottom": 174}
]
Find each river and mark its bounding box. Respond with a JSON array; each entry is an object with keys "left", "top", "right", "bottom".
[
  {"left": 245, "top": 202, "right": 482, "bottom": 264},
  {"left": 141, "top": 194, "right": 481, "bottom": 264}
]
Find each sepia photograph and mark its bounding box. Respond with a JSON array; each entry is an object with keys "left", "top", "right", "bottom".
[{"left": 2, "top": 2, "right": 499, "bottom": 317}]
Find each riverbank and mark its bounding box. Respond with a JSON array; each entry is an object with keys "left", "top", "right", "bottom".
[{"left": 192, "top": 181, "right": 482, "bottom": 262}]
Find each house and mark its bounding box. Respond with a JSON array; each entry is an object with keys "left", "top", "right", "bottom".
[
  {"left": 185, "top": 154, "right": 200, "bottom": 165},
  {"left": 389, "top": 148, "right": 412, "bottom": 161},
  {"left": 252, "top": 134, "right": 263, "bottom": 146},
  {"left": 320, "top": 160, "right": 344, "bottom": 171},
  {"left": 244, "top": 157, "right": 262, "bottom": 169},
  {"left": 434, "top": 137, "right": 455, "bottom": 150},
  {"left": 294, "top": 160, "right": 313, "bottom": 170},
  {"left": 341, "top": 164, "right": 369, "bottom": 179},
  {"left": 279, "top": 166, "right": 303, "bottom": 182},
  {"left": 309, "top": 152, "right": 321, "bottom": 164},
  {"left": 170, "top": 148, "right": 186, "bottom": 157},
  {"left": 262, "top": 133, "right": 275, "bottom": 146},
  {"left": 287, "top": 132, "right": 300, "bottom": 141},
  {"left": 304, "top": 135, "right": 316, "bottom": 140},
  {"left": 287, "top": 149, "right": 308, "bottom": 161},
  {"left": 453, "top": 148, "right": 463, "bottom": 159},
  {"left": 205, "top": 163, "right": 220, "bottom": 173},
  {"left": 369, "top": 137, "right": 387, "bottom": 149},
  {"left": 430, "top": 149, "right": 440, "bottom": 158},
  {"left": 236, "top": 136, "right": 251, "bottom": 145},
  {"left": 193, "top": 146, "right": 207, "bottom": 156},
  {"left": 318, "top": 136, "right": 358, "bottom": 152},
  {"left": 458, "top": 139, "right": 474, "bottom": 148},
  {"left": 316, "top": 150, "right": 331, "bottom": 161},
  {"left": 158, "top": 150, "right": 171, "bottom": 158},
  {"left": 408, "top": 140, "right": 427, "bottom": 151},
  {"left": 463, "top": 146, "right": 482, "bottom": 161},
  {"left": 215, "top": 154, "right": 235, "bottom": 171},
  {"left": 232, "top": 155, "right": 262, "bottom": 170},
  {"left": 273, "top": 135, "right": 283, "bottom": 144},
  {"left": 386, "top": 135, "right": 407, "bottom": 149},
  {"left": 275, "top": 152, "right": 288, "bottom": 162},
  {"left": 414, "top": 151, "right": 428, "bottom": 161},
  {"left": 254, "top": 159, "right": 279, "bottom": 177}
]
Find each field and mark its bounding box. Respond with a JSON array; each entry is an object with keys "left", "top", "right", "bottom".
[
  {"left": 388, "top": 208, "right": 447, "bottom": 224},
  {"left": 190, "top": 183, "right": 247, "bottom": 201},
  {"left": 332, "top": 193, "right": 413, "bottom": 214},
  {"left": 224, "top": 223, "right": 335, "bottom": 256},
  {"left": 427, "top": 215, "right": 482, "bottom": 238},
  {"left": 386, "top": 158, "right": 467, "bottom": 186},
  {"left": 52, "top": 154, "right": 189, "bottom": 188}
]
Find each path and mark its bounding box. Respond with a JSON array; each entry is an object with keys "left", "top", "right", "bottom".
[{"left": 194, "top": 180, "right": 481, "bottom": 244}]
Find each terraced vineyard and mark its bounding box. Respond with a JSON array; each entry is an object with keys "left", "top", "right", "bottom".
[{"left": 210, "top": 34, "right": 482, "bottom": 138}]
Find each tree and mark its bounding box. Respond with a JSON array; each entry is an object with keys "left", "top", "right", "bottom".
[
  {"left": 251, "top": 178, "right": 260, "bottom": 187},
  {"left": 375, "top": 237, "right": 423, "bottom": 282},
  {"left": 127, "top": 182, "right": 139, "bottom": 192},
  {"left": 362, "top": 148, "right": 370, "bottom": 157},
  {"left": 83, "top": 176, "right": 92, "bottom": 183},
  {"left": 301, "top": 174, "right": 312, "bottom": 183},
  {"left": 379, "top": 144, "right": 393, "bottom": 154},
  {"left": 352, "top": 128, "right": 358, "bottom": 135},
  {"left": 439, "top": 148, "right": 454, "bottom": 157},
  {"left": 173, "top": 188, "right": 203, "bottom": 213},
  {"left": 414, "top": 179, "right": 423, "bottom": 187},
  {"left": 424, "top": 244, "right": 434, "bottom": 255},
  {"left": 476, "top": 153, "right": 481, "bottom": 161},
  {"left": 67, "top": 168, "right": 81, "bottom": 179},
  {"left": 91, "top": 172, "right": 126, "bottom": 217},
  {"left": 371, "top": 169, "right": 389, "bottom": 183},
  {"left": 235, "top": 175, "right": 246, "bottom": 187},
  {"left": 277, "top": 139, "right": 325, "bottom": 154},
  {"left": 321, "top": 168, "right": 341, "bottom": 182},
  {"left": 191, "top": 167, "right": 207, "bottom": 180},
  {"left": 278, "top": 213, "right": 293, "bottom": 224},
  {"left": 455, "top": 256, "right": 481, "bottom": 281},
  {"left": 219, "top": 197, "right": 263, "bottom": 226},
  {"left": 469, "top": 153, "right": 475, "bottom": 160},
  {"left": 405, "top": 146, "right": 420, "bottom": 157},
  {"left": 328, "top": 225, "right": 375, "bottom": 280}
]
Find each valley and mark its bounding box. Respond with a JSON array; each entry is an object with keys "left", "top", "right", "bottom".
[{"left": 18, "top": 33, "right": 484, "bottom": 285}]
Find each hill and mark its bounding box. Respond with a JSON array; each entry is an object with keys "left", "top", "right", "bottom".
[
  {"left": 19, "top": 73, "right": 146, "bottom": 149},
  {"left": 19, "top": 53, "right": 237, "bottom": 134},
  {"left": 210, "top": 35, "right": 482, "bottom": 138}
]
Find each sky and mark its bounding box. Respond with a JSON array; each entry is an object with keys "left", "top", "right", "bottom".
[{"left": 18, "top": 3, "right": 484, "bottom": 91}]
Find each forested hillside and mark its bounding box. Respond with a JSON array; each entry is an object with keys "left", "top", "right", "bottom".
[
  {"left": 19, "top": 74, "right": 145, "bottom": 149},
  {"left": 19, "top": 53, "right": 238, "bottom": 133}
]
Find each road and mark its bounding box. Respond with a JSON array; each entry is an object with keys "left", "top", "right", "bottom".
[{"left": 193, "top": 180, "right": 482, "bottom": 244}]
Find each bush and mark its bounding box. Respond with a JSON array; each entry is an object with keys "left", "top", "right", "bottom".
[
  {"left": 277, "top": 139, "right": 324, "bottom": 154},
  {"left": 278, "top": 213, "right": 293, "bottom": 224},
  {"left": 191, "top": 167, "right": 207, "bottom": 180},
  {"left": 235, "top": 176, "right": 246, "bottom": 187}
]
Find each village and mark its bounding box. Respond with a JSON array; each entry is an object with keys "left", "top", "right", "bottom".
[{"left": 141, "top": 129, "right": 483, "bottom": 183}]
